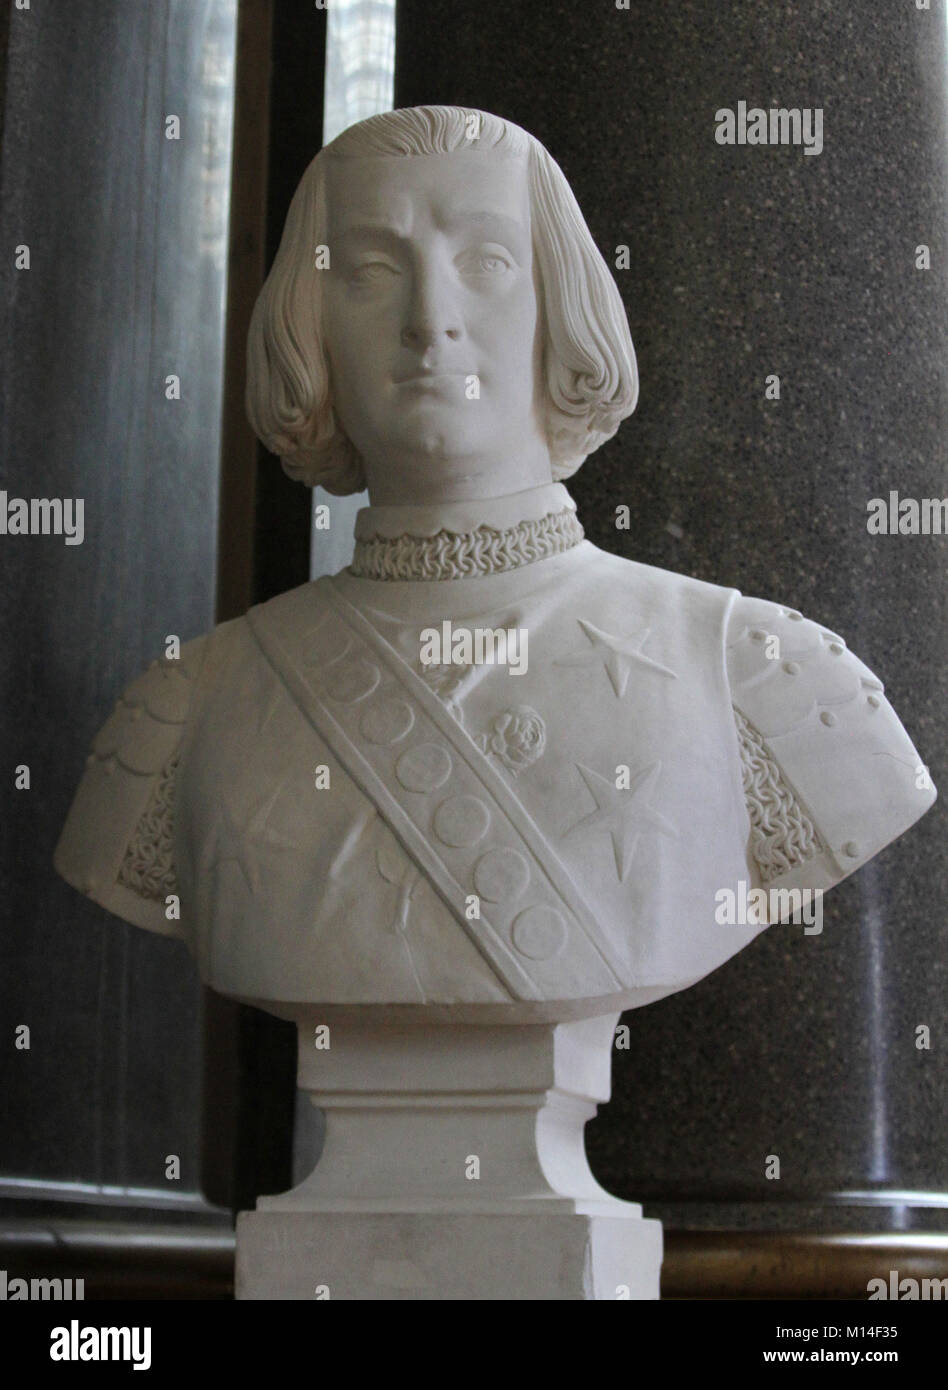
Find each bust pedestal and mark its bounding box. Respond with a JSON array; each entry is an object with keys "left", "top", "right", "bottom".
[{"left": 235, "top": 1012, "right": 662, "bottom": 1300}]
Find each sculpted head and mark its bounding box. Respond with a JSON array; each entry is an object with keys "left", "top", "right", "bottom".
[{"left": 246, "top": 106, "right": 638, "bottom": 503}]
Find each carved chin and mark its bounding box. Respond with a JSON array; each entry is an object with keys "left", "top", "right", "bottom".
[{"left": 411, "top": 426, "right": 453, "bottom": 456}]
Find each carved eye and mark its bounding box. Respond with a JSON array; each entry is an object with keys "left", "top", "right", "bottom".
[
  {"left": 351, "top": 260, "right": 399, "bottom": 284},
  {"left": 458, "top": 248, "right": 513, "bottom": 277}
]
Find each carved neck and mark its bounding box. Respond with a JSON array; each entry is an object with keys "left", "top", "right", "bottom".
[{"left": 349, "top": 482, "right": 584, "bottom": 582}]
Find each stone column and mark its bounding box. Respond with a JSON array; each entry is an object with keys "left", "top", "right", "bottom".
[
  {"left": 395, "top": 0, "right": 948, "bottom": 1280},
  {"left": 1, "top": 0, "right": 236, "bottom": 1231}
]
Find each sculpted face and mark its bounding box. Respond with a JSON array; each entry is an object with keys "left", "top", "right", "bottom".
[{"left": 322, "top": 148, "right": 550, "bottom": 503}]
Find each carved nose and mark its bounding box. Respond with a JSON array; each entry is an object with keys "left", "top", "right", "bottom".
[
  {"left": 400, "top": 320, "right": 462, "bottom": 349},
  {"left": 401, "top": 266, "right": 462, "bottom": 349}
]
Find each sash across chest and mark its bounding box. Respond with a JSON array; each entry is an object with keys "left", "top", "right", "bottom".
[{"left": 246, "top": 579, "right": 629, "bottom": 1002}]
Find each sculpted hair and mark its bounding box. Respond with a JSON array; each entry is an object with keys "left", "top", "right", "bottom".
[{"left": 246, "top": 105, "right": 638, "bottom": 493}]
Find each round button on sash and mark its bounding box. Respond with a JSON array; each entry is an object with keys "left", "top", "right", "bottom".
[
  {"left": 323, "top": 658, "right": 380, "bottom": 704},
  {"left": 360, "top": 699, "right": 415, "bottom": 745},
  {"left": 433, "top": 795, "right": 490, "bottom": 848},
  {"left": 473, "top": 847, "right": 530, "bottom": 903},
  {"left": 511, "top": 906, "right": 567, "bottom": 961},
  {"left": 396, "top": 742, "right": 452, "bottom": 793}
]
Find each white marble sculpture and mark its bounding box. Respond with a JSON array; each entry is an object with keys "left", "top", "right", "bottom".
[{"left": 55, "top": 106, "right": 936, "bottom": 1300}]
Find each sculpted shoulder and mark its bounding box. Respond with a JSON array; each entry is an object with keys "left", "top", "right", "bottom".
[
  {"left": 576, "top": 540, "right": 739, "bottom": 603},
  {"left": 54, "top": 634, "right": 211, "bottom": 937},
  {"left": 52, "top": 585, "right": 353, "bottom": 945},
  {"left": 726, "top": 594, "right": 936, "bottom": 891}
]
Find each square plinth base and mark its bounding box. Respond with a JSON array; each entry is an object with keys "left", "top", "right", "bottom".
[{"left": 236, "top": 1210, "right": 663, "bottom": 1300}]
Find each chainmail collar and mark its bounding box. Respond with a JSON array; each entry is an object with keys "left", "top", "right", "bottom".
[{"left": 349, "top": 482, "right": 584, "bottom": 581}]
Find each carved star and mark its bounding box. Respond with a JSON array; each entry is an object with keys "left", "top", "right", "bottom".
[
  {"left": 201, "top": 776, "right": 304, "bottom": 898},
  {"left": 563, "top": 761, "right": 676, "bottom": 881},
  {"left": 555, "top": 619, "right": 677, "bottom": 698}
]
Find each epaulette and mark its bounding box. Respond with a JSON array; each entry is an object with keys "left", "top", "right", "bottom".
[
  {"left": 53, "top": 636, "right": 208, "bottom": 936},
  {"left": 727, "top": 597, "right": 935, "bottom": 890}
]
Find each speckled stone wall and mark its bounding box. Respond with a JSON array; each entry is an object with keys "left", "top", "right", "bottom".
[{"left": 396, "top": 0, "right": 948, "bottom": 1232}]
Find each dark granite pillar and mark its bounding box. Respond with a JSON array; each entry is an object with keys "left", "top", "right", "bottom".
[
  {"left": 395, "top": 0, "right": 948, "bottom": 1261},
  {"left": 0, "top": 0, "right": 237, "bottom": 1230}
]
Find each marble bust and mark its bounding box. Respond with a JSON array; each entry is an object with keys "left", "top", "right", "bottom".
[
  {"left": 54, "top": 106, "right": 935, "bottom": 1297},
  {"left": 55, "top": 103, "right": 935, "bottom": 1017}
]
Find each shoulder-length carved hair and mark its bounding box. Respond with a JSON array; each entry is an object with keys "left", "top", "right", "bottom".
[{"left": 246, "top": 105, "right": 638, "bottom": 494}]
